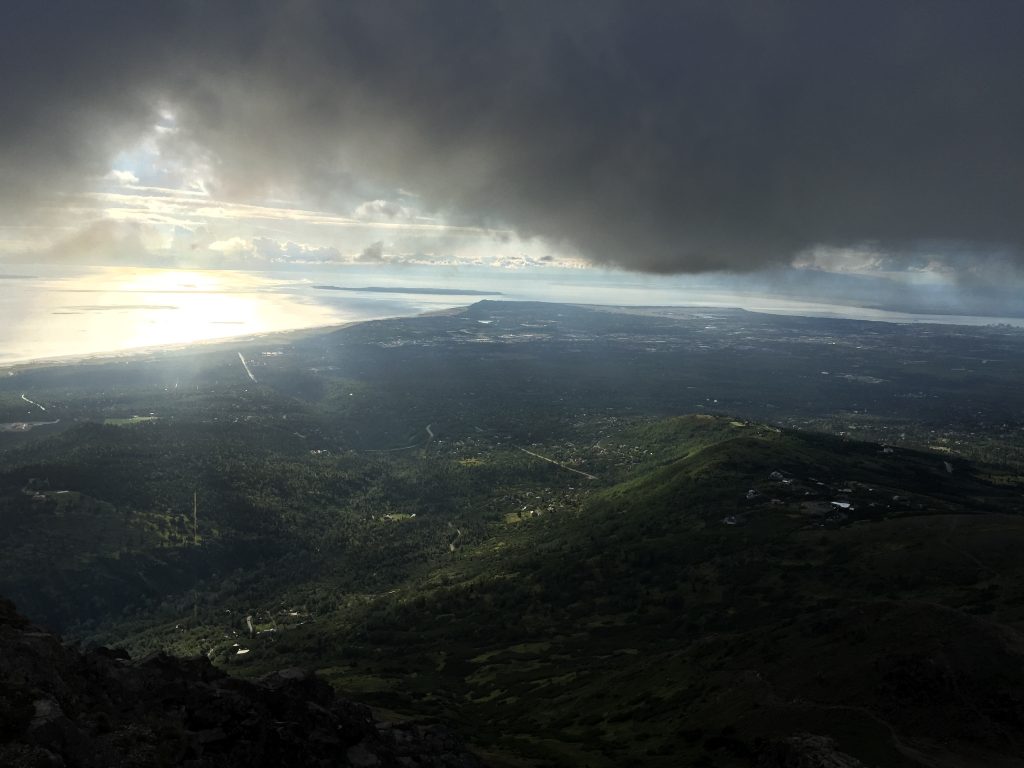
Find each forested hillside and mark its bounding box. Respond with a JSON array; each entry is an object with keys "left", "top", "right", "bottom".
[{"left": 2, "top": 303, "right": 1023, "bottom": 765}]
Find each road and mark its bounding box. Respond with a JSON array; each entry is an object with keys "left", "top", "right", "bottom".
[
  {"left": 363, "top": 444, "right": 419, "bottom": 453},
  {"left": 518, "top": 447, "right": 598, "bottom": 480},
  {"left": 448, "top": 525, "right": 463, "bottom": 553},
  {"left": 21, "top": 394, "right": 46, "bottom": 412},
  {"left": 237, "top": 352, "right": 258, "bottom": 383}
]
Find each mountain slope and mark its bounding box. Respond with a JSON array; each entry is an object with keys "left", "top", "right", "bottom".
[
  {"left": 243, "top": 417, "right": 1024, "bottom": 767},
  {"left": 0, "top": 598, "right": 484, "bottom": 767},
  {"left": 7, "top": 413, "right": 1024, "bottom": 766}
]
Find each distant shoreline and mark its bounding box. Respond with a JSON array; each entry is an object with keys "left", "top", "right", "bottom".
[
  {"left": 312, "top": 285, "right": 501, "bottom": 296},
  {"left": 3, "top": 298, "right": 1022, "bottom": 374},
  {"left": 0, "top": 302, "right": 478, "bottom": 373},
  {"left": 0, "top": 318, "right": 376, "bottom": 374}
]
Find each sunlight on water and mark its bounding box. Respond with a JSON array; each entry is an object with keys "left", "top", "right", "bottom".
[
  {"left": 0, "top": 267, "right": 345, "bottom": 364},
  {"left": 2, "top": 264, "right": 1021, "bottom": 366}
]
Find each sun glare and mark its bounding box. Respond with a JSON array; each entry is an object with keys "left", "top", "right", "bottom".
[
  {"left": 1, "top": 267, "right": 340, "bottom": 364},
  {"left": 109, "top": 268, "right": 337, "bottom": 351}
]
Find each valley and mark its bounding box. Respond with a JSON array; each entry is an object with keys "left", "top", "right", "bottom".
[{"left": 1, "top": 301, "right": 1023, "bottom": 766}]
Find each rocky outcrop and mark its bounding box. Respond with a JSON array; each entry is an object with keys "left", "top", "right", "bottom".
[
  {"left": 0, "top": 598, "right": 484, "bottom": 767},
  {"left": 756, "top": 733, "right": 868, "bottom": 768}
]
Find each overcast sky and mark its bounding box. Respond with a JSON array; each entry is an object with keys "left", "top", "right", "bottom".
[{"left": 2, "top": 1, "right": 1023, "bottom": 295}]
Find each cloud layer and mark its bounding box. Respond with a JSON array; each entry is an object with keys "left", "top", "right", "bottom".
[{"left": 3, "top": 1, "right": 1024, "bottom": 273}]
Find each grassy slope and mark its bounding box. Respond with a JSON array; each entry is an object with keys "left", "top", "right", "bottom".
[
  {"left": 207, "top": 416, "right": 1024, "bottom": 767},
  {"left": 7, "top": 411, "right": 1022, "bottom": 765}
]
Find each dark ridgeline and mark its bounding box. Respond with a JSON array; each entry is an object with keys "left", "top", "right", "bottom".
[{"left": 0, "top": 598, "right": 484, "bottom": 767}]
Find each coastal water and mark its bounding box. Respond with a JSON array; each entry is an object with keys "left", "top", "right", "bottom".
[
  {"left": 1, "top": 264, "right": 1021, "bottom": 366},
  {"left": 0, "top": 265, "right": 472, "bottom": 365}
]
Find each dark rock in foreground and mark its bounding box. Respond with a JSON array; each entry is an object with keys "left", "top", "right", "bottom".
[
  {"left": 756, "top": 734, "right": 867, "bottom": 768},
  {"left": 0, "top": 599, "right": 484, "bottom": 767}
]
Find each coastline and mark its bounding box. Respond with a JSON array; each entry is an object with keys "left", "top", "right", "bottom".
[
  {"left": 0, "top": 303, "right": 470, "bottom": 374},
  {"left": 4, "top": 298, "right": 1022, "bottom": 375},
  {"left": 0, "top": 317, "right": 375, "bottom": 374}
]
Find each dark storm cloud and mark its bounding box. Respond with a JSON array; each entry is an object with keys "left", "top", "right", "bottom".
[{"left": 3, "top": 1, "right": 1024, "bottom": 273}]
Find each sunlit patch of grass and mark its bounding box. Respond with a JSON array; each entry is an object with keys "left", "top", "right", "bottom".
[{"left": 104, "top": 415, "right": 160, "bottom": 426}]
